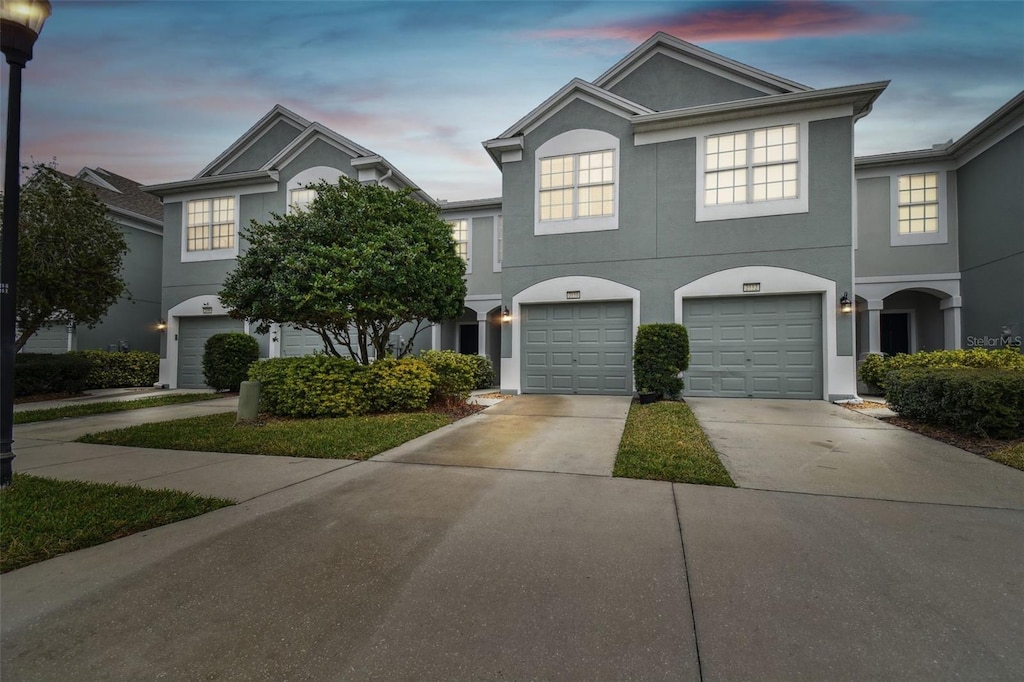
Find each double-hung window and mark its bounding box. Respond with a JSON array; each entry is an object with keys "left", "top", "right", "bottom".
[
  {"left": 289, "top": 188, "right": 316, "bottom": 213},
  {"left": 450, "top": 219, "right": 469, "bottom": 262},
  {"left": 539, "top": 150, "right": 614, "bottom": 221},
  {"left": 186, "top": 197, "right": 235, "bottom": 252},
  {"left": 705, "top": 124, "right": 799, "bottom": 206},
  {"left": 896, "top": 173, "right": 938, "bottom": 234}
]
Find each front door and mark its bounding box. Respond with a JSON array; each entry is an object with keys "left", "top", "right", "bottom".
[
  {"left": 881, "top": 313, "right": 910, "bottom": 355},
  {"left": 459, "top": 323, "right": 479, "bottom": 355}
]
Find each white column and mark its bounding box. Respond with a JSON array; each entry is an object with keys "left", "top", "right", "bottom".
[
  {"left": 431, "top": 322, "right": 441, "bottom": 351},
  {"left": 940, "top": 296, "right": 962, "bottom": 349},
  {"left": 477, "top": 312, "right": 488, "bottom": 357},
  {"left": 270, "top": 323, "right": 282, "bottom": 358},
  {"left": 867, "top": 299, "right": 884, "bottom": 354}
]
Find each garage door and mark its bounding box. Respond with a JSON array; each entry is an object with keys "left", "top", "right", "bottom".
[
  {"left": 521, "top": 301, "right": 632, "bottom": 395},
  {"left": 281, "top": 325, "right": 325, "bottom": 357},
  {"left": 22, "top": 322, "right": 69, "bottom": 354},
  {"left": 177, "top": 316, "right": 245, "bottom": 388},
  {"left": 683, "top": 294, "right": 822, "bottom": 399}
]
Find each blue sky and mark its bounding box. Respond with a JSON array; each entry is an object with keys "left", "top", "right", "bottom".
[{"left": 6, "top": 0, "right": 1023, "bottom": 200}]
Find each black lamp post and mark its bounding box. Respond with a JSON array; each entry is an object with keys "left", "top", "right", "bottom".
[{"left": 1, "top": 0, "right": 51, "bottom": 487}]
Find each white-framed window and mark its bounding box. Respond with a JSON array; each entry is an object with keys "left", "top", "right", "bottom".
[
  {"left": 289, "top": 188, "right": 316, "bottom": 213},
  {"left": 534, "top": 129, "right": 619, "bottom": 236},
  {"left": 539, "top": 150, "right": 614, "bottom": 221},
  {"left": 450, "top": 218, "right": 469, "bottom": 263},
  {"left": 896, "top": 173, "right": 938, "bottom": 234},
  {"left": 186, "top": 197, "right": 235, "bottom": 252},
  {"left": 493, "top": 215, "right": 503, "bottom": 272},
  {"left": 705, "top": 124, "right": 799, "bottom": 206}
]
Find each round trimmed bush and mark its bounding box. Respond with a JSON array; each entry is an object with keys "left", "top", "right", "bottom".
[
  {"left": 202, "top": 332, "right": 260, "bottom": 391},
  {"left": 363, "top": 357, "right": 439, "bottom": 413},
  {"left": 419, "top": 350, "right": 476, "bottom": 404}
]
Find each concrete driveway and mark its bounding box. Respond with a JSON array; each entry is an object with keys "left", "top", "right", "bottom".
[
  {"left": 3, "top": 395, "right": 1024, "bottom": 680},
  {"left": 687, "top": 397, "right": 1024, "bottom": 509},
  {"left": 376, "top": 394, "right": 632, "bottom": 476}
]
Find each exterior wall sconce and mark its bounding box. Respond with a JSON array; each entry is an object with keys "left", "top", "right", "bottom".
[
  {"left": 501, "top": 306, "right": 512, "bottom": 323},
  {"left": 156, "top": 319, "right": 167, "bottom": 332},
  {"left": 840, "top": 292, "right": 853, "bottom": 315}
]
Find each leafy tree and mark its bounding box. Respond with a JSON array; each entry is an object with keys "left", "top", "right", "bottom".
[
  {"left": 1, "top": 164, "right": 128, "bottom": 352},
  {"left": 219, "top": 176, "right": 466, "bottom": 364}
]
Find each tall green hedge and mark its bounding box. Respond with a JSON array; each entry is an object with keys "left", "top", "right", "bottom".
[
  {"left": 859, "top": 347, "right": 1024, "bottom": 394},
  {"left": 13, "top": 353, "right": 92, "bottom": 397},
  {"left": 202, "top": 333, "right": 260, "bottom": 391},
  {"left": 70, "top": 350, "right": 159, "bottom": 389},
  {"left": 633, "top": 324, "right": 690, "bottom": 398},
  {"left": 886, "top": 367, "right": 1024, "bottom": 439},
  {"left": 248, "top": 356, "right": 367, "bottom": 417},
  {"left": 419, "top": 350, "right": 477, "bottom": 403}
]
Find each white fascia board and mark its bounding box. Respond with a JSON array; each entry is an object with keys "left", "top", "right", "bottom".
[
  {"left": 76, "top": 167, "right": 121, "bottom": 193},
  {"left": 106, "top": 206, "right": 163, "bottom": 235},
  {"left": 195, "top": 105, "right": 310, "bottom": 179},
  {"left": 439, "top": 197, "right": 502, "bottom": 212},
  {"left": 497, "top": 79, "right": 652, "bottom": 140},
  {"left": 594, "top": 32, "right": 811, "bottom": 94},
  {"left": 633, "top": 82, "right": 888, "bottom": 137},
  {"left": 855, "top": 159, "right": 956, "bottom": 180},
  {"left": 262, "top": 124, "right": 370, "bottom": 172},
  {"left": 144, "top": 170, "right": 279, "bottom": 201},
  {"left": 348, "top": 154, "right": 436, "bottom": 206}
]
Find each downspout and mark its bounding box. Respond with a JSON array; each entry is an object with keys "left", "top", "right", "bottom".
[{"left": 376, "top": 167, "right": 393, "bottom": 187}]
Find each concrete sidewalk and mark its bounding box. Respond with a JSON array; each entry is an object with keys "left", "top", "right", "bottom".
[{"left": 14, "top": 386, "right": 217, "bottom": 412}]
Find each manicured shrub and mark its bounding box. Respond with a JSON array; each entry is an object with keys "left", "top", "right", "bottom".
[
  {"left": 70, "top": 350, "right": 159, "bottom": 389},
  {"left": 13, "top": 353, "right": 92, "bottom": 397},
  {"left": 633, "top": 324, "right": 690, "bottom": 399},
  {"left": 419, "top": 350, "right": 476, "bottom": 404},
  {"left": 248, "top": 355, "right": 367, "bottom": 417},
  {"left": 886, "top": 367, "right": 1024, "bottom": 439},
  {"left": 858, "top": 347, "right": 1024, "bottom": 394},
  {"left": 465, "top": 354, "right": 495, "bottom": 389},
  {"left": 362, "top": 357, "right": 439, "bottom": 413},
  {"left": 202, "top": 332, "right": 260, "bottom": 391}
]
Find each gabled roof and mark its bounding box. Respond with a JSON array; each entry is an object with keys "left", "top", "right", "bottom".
[
  {"left": 261, "top": 121, "right": 375, "bottom": 171},
  {"left": 195, "top": 104, "right": 310, "bottom": 179},
  {"left": 64, "top": 167, "right": 163, "bottom": 224},
  {"left": 856, "top": 90, "right": 1024, "bottom": 169},
  {"left": 494, "top": 78, "right": 653, "bottom": 141},
  {"left": 594, "top": 32, "right": 811, "bottom": 95}
]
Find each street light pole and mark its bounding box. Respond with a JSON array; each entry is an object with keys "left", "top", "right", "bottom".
[{"left": 1, "top": 0, "right": 51, "bottom": 487}]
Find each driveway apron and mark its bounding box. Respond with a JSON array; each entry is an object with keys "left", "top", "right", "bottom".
[{"left": 375, "top": 394, "right": 632, "bottom": 476}]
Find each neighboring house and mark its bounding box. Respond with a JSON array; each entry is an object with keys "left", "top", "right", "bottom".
[
  {"left": 853, "top": 91, "right": 1024, "bottom": 358},
  {"left": 20, "top": 167, "right": 164, "bottom": 354},
  {"left": 142, "top": 106, "right": 443, "bottom": 388},
  {"left": 483, "top": 32, "right": 885, "bottom": 400}
]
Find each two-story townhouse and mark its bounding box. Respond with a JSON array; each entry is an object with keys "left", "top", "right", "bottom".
[
  {"left": 484, "top": 33, "right": 886, "bottom": 400},
  {"left": 142, "top": 105, "right": 447, "bottom": 388},
  {"left": 21, "top": 167, "right": 164, "bottom": 354},
  {"left": 854, "top": 91, "right": 1023, "bottom": 359}
]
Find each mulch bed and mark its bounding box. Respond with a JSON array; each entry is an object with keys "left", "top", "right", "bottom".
[{"left": 880, "top": 416, "right": 1023, "bottom": 456}]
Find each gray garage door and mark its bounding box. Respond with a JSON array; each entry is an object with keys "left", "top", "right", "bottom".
[
  {"left": 682, "top": 294, "right": 822, "bottom": 399},
  {"left": 521, "top": 301, "right": 632, "bottom": 395},
  {"left": 22, "top": 322, "right": 70, "bottom": 354},
  {"left": 281, "top": 325, "right": 325, "bottom": 357},
  {"left": 177, "top": 316, "right": 245, "bottom": 388}
]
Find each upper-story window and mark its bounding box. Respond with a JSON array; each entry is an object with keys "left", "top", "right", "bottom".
[
  {"left": 705, "top": 124, "right": 799, "bottom": 206},
  {"left": 450, "top": 219, "right": 469, "bottom": 262},
  {"left": 896, "top": 173, "right": 938, "bottom": 234},
  {"left": 539, "top": 150, "right": 614, "bottom": 221},
  {"left": 289, "top": 188, "right": 316, "bottom": 213},
  {"left": 186, "top": 197, "right": 235, "bottom": 252}
]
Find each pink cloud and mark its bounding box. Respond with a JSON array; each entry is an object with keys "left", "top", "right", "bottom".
[{"left": 532, "top": 1, "right": 913, "bottom": 43}]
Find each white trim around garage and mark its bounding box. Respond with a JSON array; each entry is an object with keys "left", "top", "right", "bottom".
[
  {"left": 157, "top": 294, "right": 235, "bottom": 389},
  {"left": 502, "top": 276, "right": 641, "bottom": 394},
  {"left": 674, "top": 265, "right": 857, "bottom": 400}
]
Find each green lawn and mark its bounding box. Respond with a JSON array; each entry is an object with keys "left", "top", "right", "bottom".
[
  {"left": 988, "top": 442, "right": 1024, "bottom": 471},
  {"left": 14, "top": 393, "right": 225, "bottom": 424},
  {"left": 0, "top": 474, "right": 233, "bottom": 573},
  {"left": 78, "top": 411, "right": 453, "bottom": 460},
  {"left": 614, "top": 401, "right": 735, "bottom": 486}
]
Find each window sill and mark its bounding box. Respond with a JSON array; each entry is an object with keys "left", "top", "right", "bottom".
[{"left": 534, "top": 215, "right": 617, "bottom": 235}]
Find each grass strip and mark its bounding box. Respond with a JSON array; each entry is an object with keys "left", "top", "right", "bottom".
[
  {"left": 0, "top": 474, "right": 233, "bottom": 573},
  {"left": 614, "top": 401, "right": 735, "bottom": 486},
  {"left": 14, "top": 393, "right": 225, "bottom": 424},
  {"left": 988, "top": 443, "right": 1024, "bottom": 471},
  {"left": 78, "top": 411, "right": 452, "bottom": 460}
]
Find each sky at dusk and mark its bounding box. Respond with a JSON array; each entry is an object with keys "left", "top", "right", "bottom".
[{"left": 4, "top": 0, "right": 1023, "bottom": 201}]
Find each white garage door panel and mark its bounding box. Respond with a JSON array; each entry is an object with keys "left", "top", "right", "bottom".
[
  {"left": 521, "top": 301, "right": 632, "bottom": 396},
  {"left": 683, "top": 294, "right": 822, "bottom": 400},
  {"left": 177, "top": 316, "right": 245, "bottom": 388}
]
